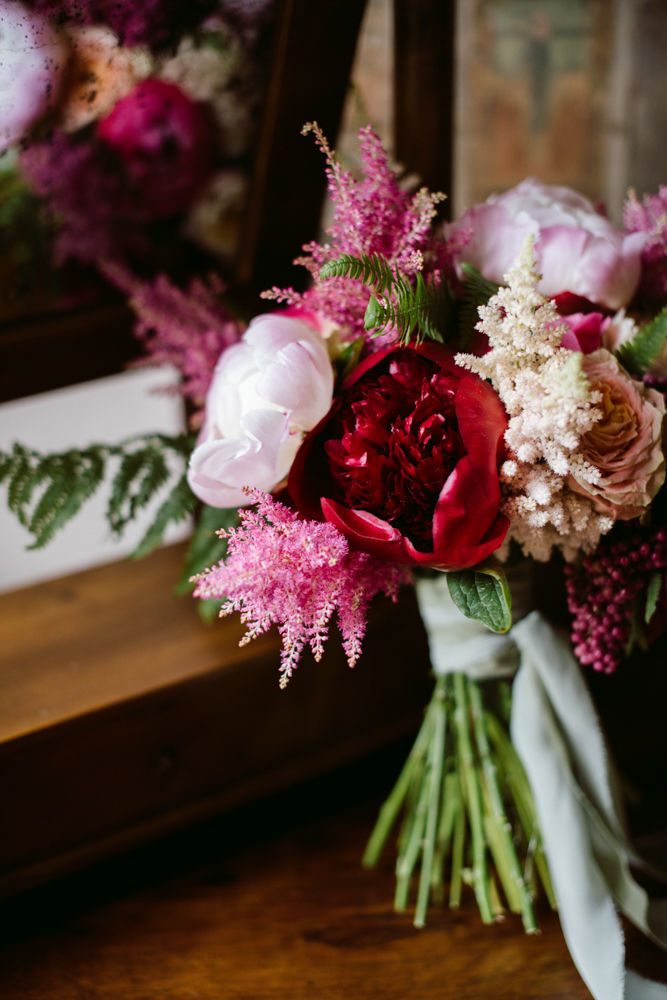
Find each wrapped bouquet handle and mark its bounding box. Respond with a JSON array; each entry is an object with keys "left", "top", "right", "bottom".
[{"left": 365, "top": 573, "right": 667, "bottom": 1000}]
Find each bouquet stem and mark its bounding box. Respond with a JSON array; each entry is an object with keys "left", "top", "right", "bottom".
[{"left": 363, "top": 673, "right": 555, "bottom": 931}]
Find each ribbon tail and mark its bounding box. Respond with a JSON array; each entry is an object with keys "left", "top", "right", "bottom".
[{"left": 511, "top": 612, "right": 667, "bottom": 1000}]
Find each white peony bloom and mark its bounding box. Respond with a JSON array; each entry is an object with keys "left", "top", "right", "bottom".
[{"left": 188, "top": 313, "right": 334, "bottom": 508}]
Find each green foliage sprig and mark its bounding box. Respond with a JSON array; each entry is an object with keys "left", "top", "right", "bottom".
[
  {"left": 320, "top": 252, "right": 452, "bottom": 345},
  {"left": 319, "top": 254, "right": 499, "bottom": 349},
  {"left": 0, "top": 433, "right": 197, "bottom": 556},
  {"left": 457, "top": 263, "right": 500, "bottom": 349},
  {"left": 616, "top": 304, "right": 667, "bottom": 375},
  {"left": 176, "top": 504, "right": 239, "bottom": 622}
]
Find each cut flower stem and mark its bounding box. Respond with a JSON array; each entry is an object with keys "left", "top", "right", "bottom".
[{"left": 364, "top": 672, "right": 555, "bottom": 931}]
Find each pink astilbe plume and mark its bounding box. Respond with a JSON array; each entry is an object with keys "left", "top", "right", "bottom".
[
  {"left": 104, "top": 263, "right": 245, "bottom": 418},
  {"left": 624, "top": 187, "right": 667, "bottom": 303},
  {"left": 192, "top": 490, "right": 410, "bottom": 687},
  {"left": 262, "top": 123, "right": 447, "bottom": 339}
]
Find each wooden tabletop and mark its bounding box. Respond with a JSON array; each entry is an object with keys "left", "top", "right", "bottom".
[{"left": 0, "top": 745, "right": 599, "bottom": 1000}]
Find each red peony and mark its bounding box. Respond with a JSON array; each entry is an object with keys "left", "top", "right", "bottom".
[
  {"left": 289, "top": 344, "right": 509, "bottom": 570},
  {"left": 96, "top": 79, "right": 212, "bottom": 220}
]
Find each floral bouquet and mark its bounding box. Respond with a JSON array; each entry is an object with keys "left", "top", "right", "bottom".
[
  {"left": 4, "top": 123, "right": 667, "bottom": 998},
  {"left": 0, "top": 0, "right": 274, "bottom": 316}
]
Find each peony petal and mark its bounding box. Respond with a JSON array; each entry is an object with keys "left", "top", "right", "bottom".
[
  {"left": 405, "top": 512, "right": 509, "bottom": 570},
  {"left": 321, "top": 498, "right": 410, "bottom": 564},
  {"left": 257, "top": 339, "right": 334, "bottom": 430}
]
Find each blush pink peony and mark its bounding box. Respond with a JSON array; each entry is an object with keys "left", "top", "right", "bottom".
[
  {"left": 0, "top": 1, "right": 66, "bottom": 152},
  {"left": 188, "top": 313, "right": 334, "bottom": 508},
  {"left": 447, "top": 179, "right": 646, "bottom": 311},
  {"left": 568, "top": 349, "right": 665, "bottom": 519}
]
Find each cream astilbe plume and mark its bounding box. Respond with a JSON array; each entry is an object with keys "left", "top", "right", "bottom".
[{"left": 456, "top": 236, "right": 612, "bottom": 561}]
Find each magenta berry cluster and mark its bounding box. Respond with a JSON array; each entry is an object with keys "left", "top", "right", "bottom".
[{"left": 565, "top": 526, "right": 667, "bottom": 673}]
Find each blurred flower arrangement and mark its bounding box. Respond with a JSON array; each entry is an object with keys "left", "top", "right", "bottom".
[
  {"left": 0, "top": 0, "right": 275, "bottom": 317},
  {"left": 3, "top": 112, "right": 667, "bottom": 998}
]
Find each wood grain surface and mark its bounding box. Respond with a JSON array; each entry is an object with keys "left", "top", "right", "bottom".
[
  {"left": 0, "top": 748, "right": 598, "bottom": 1000},
  {"left": 0, "top": 542, "right": 434, "bottom": 898}
]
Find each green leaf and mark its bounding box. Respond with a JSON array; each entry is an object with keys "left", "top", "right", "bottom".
[
  {"left": 335, "top": 335, "right": 365, "bottom": 384},
  {"left": 320, "top": 252, "right": 395, "bottom": 294},
  {"left": 457, "top": 264, "right": 499, "bottom": 349},
  {"left": 27, "top": 448, "right": 106, "bottom": 548},
  {"left": 0, "top": 433, "right": 197, "bottom": 552},
  {"left": 645, "top": 570, "right": 663, "bottom": 624},
  {"left": 175, "top": 504, "right": 238, "bottom": 595},
  {"left": 197, "top": 597, "right": 226, "bottom": 624},
  {"left": 130, "top": 475, "right": 198, "bottom": 560},
  {"left": 321, "top": 251, "right": 453, "bottom": 346},
  {"left": 626, "top": 594, "right": 648, "bottom": 655},
  {"left": 616, "top": 305, "right": 667, "bottom": 375},
  {"left": 446, "top": 558, "right": 512, "bottom": 634},
  {"left": 108, "top": 446, "right": 170, "bottom": 534}
]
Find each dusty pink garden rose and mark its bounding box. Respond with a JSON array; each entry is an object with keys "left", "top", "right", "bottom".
[
  {"left": 188, "top": 313, "right": 334, "bottom": 508},
  {"left": 59, "top": 26, "right": 152, "bottom": 133},
  {"left": 568, "top": 349, "right": 665, "bottom": 519},
  {"left": 447, "top": 179, "right": 646, "bottom": 311},
  {"left": 0, "top": 1, "right": 65, "bottom": 152}
]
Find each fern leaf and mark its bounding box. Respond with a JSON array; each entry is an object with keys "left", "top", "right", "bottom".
[
  {"left": 27, "top": 448, "right": 106, "bottom": 549},
  {"left": 616, "top": 305, "right": 667, "bottom": 375},
  {"left": 175, "top": 504, "right": 238, "bottom": 595},
  {"left": 130, "top": 475, "right": 198, "bottom": 560},
  {"left": 320, "top": 253, "right": 395, "bottom": 294},
  {"left": 365, "top": 272, "right": 452, "bottom": 345},
  {"left": 457, "top": 263, "right": 499, "bottom": 349},
  {"left": 108, "top": 446, "right": 170, "bottom": 534}
]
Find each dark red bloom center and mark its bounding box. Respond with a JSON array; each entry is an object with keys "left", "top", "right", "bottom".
[{"left": 324, "top": 353, "right": 466, "bottom": 549}]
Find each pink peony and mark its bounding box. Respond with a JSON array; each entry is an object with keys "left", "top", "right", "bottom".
[
  {"left": 559, "top": 309, "right": 638, "bottom": 355},
  {"left": 0, "top": 1, "right": 66, "bottom": 152},
  {"left": 188, "top": 313, "right": 334, "bottom": 508},
  {"left": 447, "top": 179, "right": 646, "bottom": 311},
  {"left": 96, "top": 78, "right": 212, "bottom": 219},
  {"left": 569, "top": 349, "right": 665, "bottom": 519}
]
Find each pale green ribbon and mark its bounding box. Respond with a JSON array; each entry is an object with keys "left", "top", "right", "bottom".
[
  {"left": 512, "top": 613, "right": 667, "bottom": 1000},
  {"left": 415, "top": 576, "right": 667, "bottom": 999}
]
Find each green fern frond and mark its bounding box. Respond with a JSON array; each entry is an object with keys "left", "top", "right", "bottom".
[
  {"left": 0, "top": 433, "right": 198, "bottom": 553},
  {"left": 320, "top": 252, "right": 453, "bottom": 345},
  {"left": 457, "top": 263, "right": 500, "bottom": 349},
  {"left": 108, "top": 446, "right": 170, "bottom": 534},
  {"left": 130, "top": 474, "right": 198, "bottom": 560},
  {"left": 616, "top": 305, "right": 667, "bottom": 375},
  {"left": 28, "top": 449, "right": 106, "bottom": 549},
  {"left": 365, "top": 271, "right": 452, "bottom": 345},
  {"left": 320, "top": 252, "right": 395, "bottom": 295}
]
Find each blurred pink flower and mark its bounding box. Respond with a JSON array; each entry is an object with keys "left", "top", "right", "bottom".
[
  {"left": 96, "top": 78, "right": 212, "bottom": 219},
  {"left": 569, "top": 349, "right": 665, "bottom": 519},
  {"left": 0, "top": 0, "right": 66, "bottom": 152},
  {"left": 448, "top": 179, "right": 646, "bottom": 311},
  {"left": 188, "top": 313, "right": 334, "bottom": 508}
]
